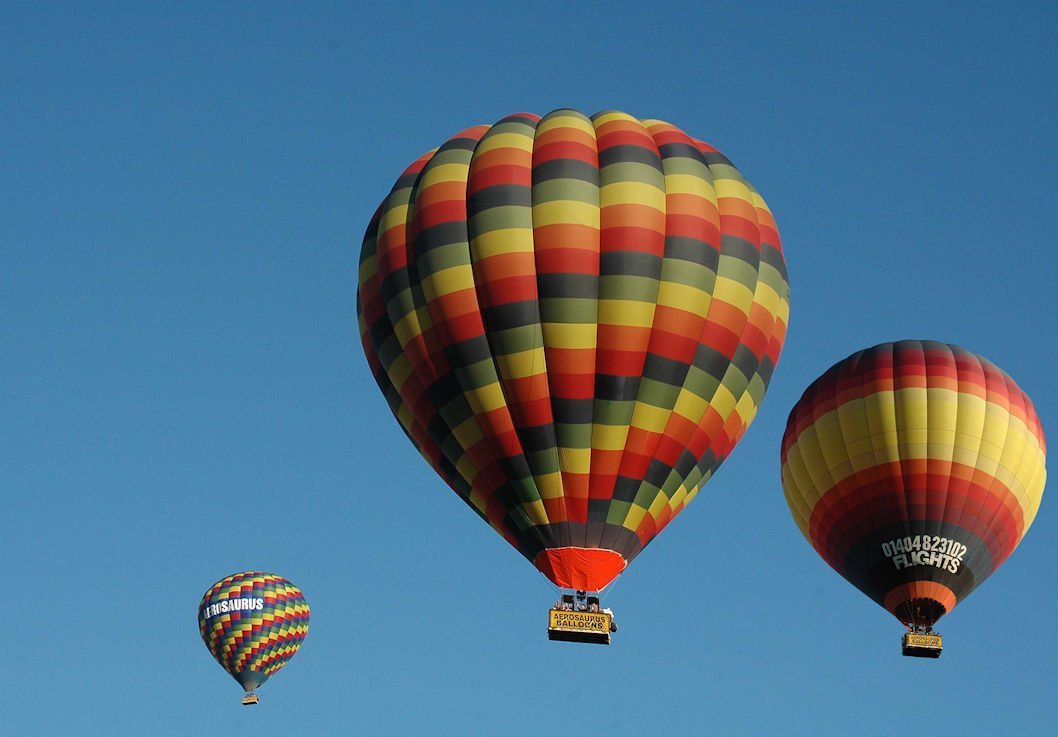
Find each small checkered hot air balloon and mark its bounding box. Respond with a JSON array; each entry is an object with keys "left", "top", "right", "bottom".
[
  {"left": 781, "top": 341, "right": 1046, "bottom": 657},
  {"left": 198, "top": 571, "right": 309, "bottom": 704},
  {"left": 357, "top": 109, "right": 790, "bottom": 642}
]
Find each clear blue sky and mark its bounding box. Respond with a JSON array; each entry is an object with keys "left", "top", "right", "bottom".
[{"left": 3, "top": 3, "right": 1056, "bottom": 735}]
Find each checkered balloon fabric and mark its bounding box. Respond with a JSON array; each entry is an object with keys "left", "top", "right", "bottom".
[
  {"left": 358, "top": 109, "right": 790, "bottom": 591},
  {"left": 198, "top": 571, "right": 310, "bottom": 692}
]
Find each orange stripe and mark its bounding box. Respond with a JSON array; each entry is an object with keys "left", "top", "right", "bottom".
[{"left": 884, "top": 581, "right": 957, "bottom": 619}]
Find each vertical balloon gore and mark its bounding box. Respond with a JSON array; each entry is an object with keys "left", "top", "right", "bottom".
[
  {"left": 781, "top": 341, "right": 1046, "bottom": 627},
  {"left": 358, "top": 109, "right": 790, "bottom": 591}
]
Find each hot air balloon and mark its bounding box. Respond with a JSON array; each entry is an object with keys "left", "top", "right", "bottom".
[
  {"left": 198, "top": 571, "right": 310, "bottom": 704},
  {"left": 357, "top": 109, "right": 789, "bottom": 643},
  {"left": 781, "top": 341, "right": 1046, "bottom": 657}
]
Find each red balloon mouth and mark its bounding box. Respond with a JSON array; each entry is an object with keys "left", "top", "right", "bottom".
[{"left": 534, "top": 548, "right": 628, "bottom": 591}]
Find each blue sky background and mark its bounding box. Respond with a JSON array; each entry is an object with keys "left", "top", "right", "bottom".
[{"left": 3, "top": 3, "right": 1056, "bottom": 735}]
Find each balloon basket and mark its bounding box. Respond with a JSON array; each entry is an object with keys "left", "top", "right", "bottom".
[
  {"left": 547, "top": 592, "right": 615, "bottom": 645},
  {"left": 242, "top": 692, "right": 260, "bottom": 706},
  {"left": 901, "top": 631, "right": 942, "bottom": 658}
]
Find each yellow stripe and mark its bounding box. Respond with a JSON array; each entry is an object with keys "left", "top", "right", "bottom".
[
  {"left": 421, "top": 262, "right": 474, "bottom": 297},
  {"left": 592, "top": 423, "right": 630, "bottom": 451},
  {"left": 748, "top": 188, "right": 774, "bottom": 217},
  {"left": 397, "top": 410, "right": 425, "bottom": 446},
  {"left": 495, "top": 348, "right": 547, "bottom": 380},
  {"left": 392, "top": 306, "right": 427, "bottom": 350},
  {"left": 708, "top": 384, "right": 738, "bottom": 424},
  {"left": 357, "top": 253, "right": 377, "bottom": 286},
  {"left": 782, "top": 465, "right": 813, "bottom": 536},
  {"left": 542, "top": 322, "right": 597, "bottom": 348},
  {"left": 647, "top": 492, "right": 669, "bottom": 520},
  {"left": 628, "top": 401, "right": 671, "bottom": 434},
  {"left": 712, "top": 275, "right": 755, "bottom": 312},
  {"left": 451, "top": 415, "right": 484, "bottom": 449},
  {"left": 750, "top": 280, "right": 783, "bottom": 316},
  {"left": 532, "top": 199, "right": 600, "bottom": 228},
  {"left": 537, "top": 111, "right": 596, "bottom": 137},
  {"left": 520, "top": 499, "right": 548, "bottom": 526},
  {"left": 732, "top": 391, "right": 757, "bottom": 428},
  {"left": 535, "top": 471, "right": 565, "bottom": 500},
  {"left": 598, "top": 298, "right": 654, "bottom": 327},
  {"left": 656, "top": 280, "right": 711, "bottom": 313},
  {"left": 622, "top": 503, "right": 648, "bottom": 531},
  {"left": 672, "top": 386, "right": 709, "bottom": 426},
  {"left": 558, "top": 446, "right": 591, "bottom": 474},
  {"left": 714, "top": 177, "right": 752, "bottom": 200},
  {"left": 465, "top": 380, "right": 507, "bottom": 414},
  {"left": 386, "top": 352, "right": 413, "bottom": 390},
  {"left": 663, "top": 173, "right": 716, "bottom": 200},
  {"left": 379, "top": 204, "right": 410, "bottom": 236},
  {"left": 471, "top": 227, "right": 535, "bottom": 257},
  {"left": 474, "top": 131, "right": 534, "bottom": 155},
  {"left": 419, "top": 162, "right": 469, "bottom": 188},
  {"left": 593, "top": 110, "right": 639, "bottom": 128},
  {"left": 467, "top": 482, "right": 488, "bottom": 515},
  {"left": 600, "top": 181, "right": 666, "bottom": 209},
  {"left": 668, "top": 483, "right": 689, "bottom": 512},
  {"left": 1023, "top": 458, "right": 1047, "bottom": 527},
  {"left": 783, "top": 389, "right": 1047, "bottom": 527}
]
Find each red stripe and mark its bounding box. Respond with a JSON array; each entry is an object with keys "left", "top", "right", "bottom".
[
  {"left": 599, "top": 224, "right": 665, "bottom": 253},
  {"left": 808, "top": 461, "right": 1024, "bottom": 573},
  {"left": 534, "top": 243, "right": 599, "bottom": 273},
  {"left": 532, "top": 139, "right": 598, "bottom": 166}
]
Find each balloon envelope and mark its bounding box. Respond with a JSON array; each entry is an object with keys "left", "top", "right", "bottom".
[
  {"left": 198, "top": 571, "right": 310, "bottom": 693},
  {"left": 358, "top": 109, "right": 789, "bottom": 591},
  {"left": 781, "top": 341, "right": 1046, "bottom": 626}
]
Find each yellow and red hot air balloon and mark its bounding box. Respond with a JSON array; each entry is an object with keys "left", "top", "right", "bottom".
[
  {"left": 357, "top": 109, "right": 789, "bottom": 642},
  {"left": 781, "top": 341, "right": 1046, "bottom": 656}
]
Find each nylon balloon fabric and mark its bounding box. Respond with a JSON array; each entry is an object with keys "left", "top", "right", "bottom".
[
  {"left": 358, "top": 109, "right": 790, "bottom": 591},
  {"left": 780, "top": 341, "right": 1046, "bottom": 626},
  {"left": 198, "top": 572, "right": 310, "bottom": 693}
]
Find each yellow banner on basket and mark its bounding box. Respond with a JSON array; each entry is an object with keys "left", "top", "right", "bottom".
[
  {"left": 904, "top": 633, "right": 942, "bottom": 648},
  {"left": 548, "top": 609, "right": 611, "bottom": 633}
]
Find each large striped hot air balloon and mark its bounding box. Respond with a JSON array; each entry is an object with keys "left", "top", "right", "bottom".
[
  {"left": 198, "top": 572, "right": 310, "bottom": 704},
  {"left": 781, "top": 341, "right": 1046, "bottom": 656},
  {"left": 357, "top": 109, "right": 789, "bottom": 637}
]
